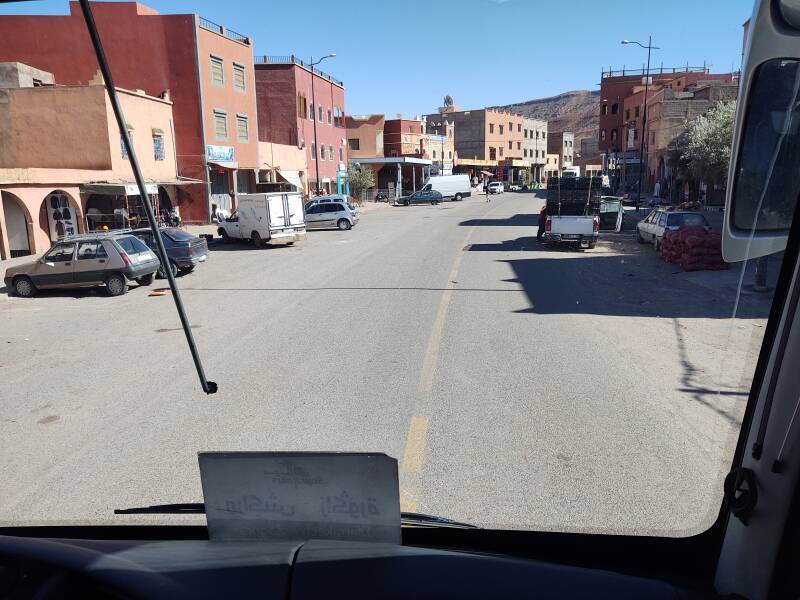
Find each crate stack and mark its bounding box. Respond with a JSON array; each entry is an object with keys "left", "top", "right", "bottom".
[
  {"left": 659, "top": 226, "right": 730, "bottom": 271},
  {"left": 546, "top": 177, "right": 602, "bottom": 216}
]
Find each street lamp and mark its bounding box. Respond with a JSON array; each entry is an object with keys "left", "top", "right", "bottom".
[
  {"left": 428, "top": 120, "right": 447, "bottom": 175},
  {"left": 621, "top": 37, "right": 659, "bottom": 207},
  {"left": 309, "top": 53, "right": 336, "bottom": 196}
]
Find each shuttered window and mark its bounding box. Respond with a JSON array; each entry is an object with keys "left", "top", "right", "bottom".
[
  {"left": 233, "top": 63, "right": 245, "bottom": 92},
  {"left": 236, "top": 114, "right": 249, "bottom": 142},
  {"left": 213, "top": 110, "right": 228, "bottom": 140},
  {"left": 210, "top": 56, "right": 224, "bottom": 86}
]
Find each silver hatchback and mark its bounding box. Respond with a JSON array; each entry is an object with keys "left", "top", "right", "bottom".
[{"left": 305, "top": 200, "right": 359, "bottom": 230}]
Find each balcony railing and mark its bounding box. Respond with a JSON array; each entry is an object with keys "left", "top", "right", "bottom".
[
  {"left": 198, "top": 16, "right": 251, "bottom": 45},
  {"left": 254, "top": 55, "right": 343, "bottom": 87},
  {"left": 601, "top": 64, "right": 710, "bottom": 78}
]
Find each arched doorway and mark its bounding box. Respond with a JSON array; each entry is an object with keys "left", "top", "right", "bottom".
[
  {"left": 1, "top": 191, "right": 33, "bottom": 258},
  {"left": 39, "top": 190, "right": 81, "bottom": 242},
  {"left": 158, "top": 186, "right": 173, "bottom": 210}
]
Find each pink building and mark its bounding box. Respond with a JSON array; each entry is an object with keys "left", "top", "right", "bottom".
[{"left": 254, "top": 56, "right": 347, "bottom": 196}]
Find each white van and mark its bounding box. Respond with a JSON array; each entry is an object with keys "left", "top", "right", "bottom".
[
  {"left": 420, "top": 174, "right": 471, "bottom": 201},
  {"left": 218, "top": 192, "right": 306, "bottom": 247}
]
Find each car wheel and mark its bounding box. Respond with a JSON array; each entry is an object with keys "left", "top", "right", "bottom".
[
  {"left": 337, "top": 218, "right": 351, "bottom": 231},
  {"left": 404, "top": 200, "right": 410, "bottom": 206},
  {"left": 106, "top": 273, "right": 127, "bottom": 296},
  {"left": 252, "top": 231, "right": 263, "bottom": 248},
  {"left": 178, "top": 265, "right": 195, "bottom": 275},
  {"left": 136, "top": 273, "right": 155, "bottom": 286},
  {"left": 158, "top": 260, "right": 178, "bottom": 279},
  {"left": 588, "top": 241, "right": 597, "bottom": 249},
  {"left": 219, "top": 229, "right": 230, "bottom": 243},
  {"left": 13, "top": 276, "right": 36, "bottom": 298},
  {"left": 454, "top": 193, "right": 463, "bottom": 201}
]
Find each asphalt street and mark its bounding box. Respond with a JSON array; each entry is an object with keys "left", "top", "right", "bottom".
[{"left": 0, "top": 191, "right": 773, "bottom": 535}]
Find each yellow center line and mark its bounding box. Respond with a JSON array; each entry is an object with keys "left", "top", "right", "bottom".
[{"left": 401, "top": 415, "right": 429, "bottom": 473}]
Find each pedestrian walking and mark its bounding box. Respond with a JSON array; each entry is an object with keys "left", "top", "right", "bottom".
[
  {"left": 537, "top": 205, "right": 548, "bottom": 240},
  {"left": 485, "top": 182, "right": 490, "bottom": 202}
]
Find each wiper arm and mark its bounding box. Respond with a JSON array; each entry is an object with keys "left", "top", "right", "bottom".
[{"left": 114, "top": 503, "right": 479, "bottom": 528}]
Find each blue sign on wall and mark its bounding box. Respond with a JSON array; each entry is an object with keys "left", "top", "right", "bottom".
[{"left": 206, "top": 145, "right": 235, "bottom": 162}]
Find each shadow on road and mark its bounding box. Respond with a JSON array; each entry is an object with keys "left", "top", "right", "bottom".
[
  {"left": 502, "top": 255, "right": 770, "bottom": 319},
  {"left": 459, "top": 214, "right": 539, "bottom": 227}
]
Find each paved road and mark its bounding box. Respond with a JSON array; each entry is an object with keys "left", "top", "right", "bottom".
[{"left": 0, "top": 192, "right": 772, "bottom": 535}]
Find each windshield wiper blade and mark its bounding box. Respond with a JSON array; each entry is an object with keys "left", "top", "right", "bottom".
[
  {"left": 400, "top": 512, "right": 479, "bottom": 529},
  {"left": 114, "top": 503, "right": 478, "bottom": 528},
  {"left": 114, "top": 503, "right": 204, "bottom": 515}
]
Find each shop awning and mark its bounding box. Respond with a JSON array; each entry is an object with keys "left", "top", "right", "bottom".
[
  {"left": 81, "top": 183, "right": 158, "bottom": 196},
  {"left": 208, "top": 160, "right": 238, "bottom": 170},
  {"left": 277, "top": 170, "right": 304, "bottom": 189},
  {"left": 480, "top": 170, "right": 494, "bottom": 176}
]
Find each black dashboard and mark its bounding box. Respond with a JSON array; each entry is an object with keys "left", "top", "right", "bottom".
[{"left": 0, "top": 534, "right": 689, "bottom": 599}]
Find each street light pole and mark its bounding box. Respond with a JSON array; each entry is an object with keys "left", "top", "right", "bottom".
[
  {"left": 622, "top": 37, "right": 658, "bottom": 208},
  {"left": 308, "top": 53, "right": 335, "bottom": 196}
]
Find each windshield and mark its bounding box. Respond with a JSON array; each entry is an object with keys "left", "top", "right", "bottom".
[
  {"left": 667, "top": 213, "right": 709, "bottom": 227},
  {"left": 0, "top": 0, "right": 790, "bottom": 538}
]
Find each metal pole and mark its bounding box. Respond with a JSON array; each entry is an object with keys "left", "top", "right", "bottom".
[
  {"left": 78, "top": 0, "right": 215, "bottom": 394},
  {"left": 636, "top": 36, "right": 652, "bottom": 208},
  {"left": 310, "top": 56, "right": 320, "bottom": 195}
]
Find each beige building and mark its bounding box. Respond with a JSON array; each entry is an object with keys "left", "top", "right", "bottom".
[
  {"left": 544, "top": 153, "right": 560, "bottom": 180},
  {"left": 522, "top": 118, "right": 547, "bottom": 181},
  {"left": 0, "top": 63, "right": 182, "bottom": 260},
  {"left": 257, "top": 141, "right": 308, "bottom": 193},
  {"left": 345, "top": 114, "right": 385, "bottom": 158},
  {"left": 422, "top": 120, "right": 455, "bottom": 175}
]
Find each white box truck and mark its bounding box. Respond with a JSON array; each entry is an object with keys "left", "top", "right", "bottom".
[
  {"left": 420, "top": 174, "right": 471, "bottom": 201},
  {"left": 217, "top": 192, "right": 306, "bottom": 247}
]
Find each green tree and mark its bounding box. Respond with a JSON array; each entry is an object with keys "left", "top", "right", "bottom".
[
  {"left": 683, "top": 100, "right": 737, "bottom": 191},
  {"left": 347, "top": 163, "right": 375, "bottom": 205}
]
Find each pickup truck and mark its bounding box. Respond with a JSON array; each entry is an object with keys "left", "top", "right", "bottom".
[
  {"left": 543, "top": 176, "right": 602, "bottom": 249},
  {"left": 218, "top": 192, "right": 306, "bottom": 247}
]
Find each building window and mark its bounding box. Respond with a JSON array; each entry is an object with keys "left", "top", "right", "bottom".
[
  {"left": 611, "top": 103, "right": 619, "bottom": 114},
  {"left": 499, "top": 124, "right": 504, "bottom": 135},
  {"left": 601, "top": 104, "right": 608, "bottom": 115},
  {"left": 121, "top": 133, "right": 129, "bottom": 159},
  {"left": 210, "top": 55, "right": 224, "bottom": 86},
  {"left": 433, "top": 150, "right": 437, "bottom": 159},
  {"left": 508, "top": 141, "right": 512, "bottom": 150},
  {"left": 611, "top": 128, "right": 618, "bottom": 142},
  {"left": 449, "top": 151, "right": 452, "bottom": 159},
  {"left": 517, "top": 141, "right": 521, "bottom": 150},
  {"left": 319, "top": 143, "right": 325, "bottom": 161},
  {"left": 489, "top": 124, "right": 495, "bottom": 134},
  {"left": 327, "top": 108, "right": 332, "bottom": 124},
  {"left": 536, "top": 130, "right": 539, "bottom": 139},
  {"left": 329, "top": 145, "right": 334, "bottom": 160},
  {"left": 499, "top": 146, "right": 504, "bottom": 157},
  {"left": 509, "top": 122, "right": 513, "bottom": 131},
  {"left": 339, "top": 147, "right": 344, "bottom": 161},
  {"left": 542, "top": 132, "right": 546, "bottom": 139},
  {"left": 523, "top": 129, "right": 528, "bottom": 138},
  {"left": 153, "top": 134, "right": 165, "bottom": 161},
  {"left": 523, "top": 149, "right": 527, "bottom": 157},
  {"left": 213, "top": 110, "right": 228, "bottom": 140},
  {"left": 635, "top": 106, "right": 640, "bottom": 118},
  {"left": 517, "top": 123, "right": 521, "bottom": 132},
  {"left": 318, "top": 106, "right": 323, "bottom": 122},
  {"left": 489, "top": 146, "right": 496, "bottom": 160},
  {"left": 311, "top": 142, "right": 316, "bottom": 160},
  {"left": 297, "top": 93, "right": 307, "bottom": 118},
  {"left": 233, "top": 63, "right": 246, "bottom": 92},
  {"left": 310, "top": 103, "right": 315, "bottom": 121},
  {"left": 236, "top": 114, "right": 249, "bottom": 142},
  {"left": 600, "top": 129, "right": 606, "bottom": 141},
  {"left": 348, "top": 138, "right": 360, "bottom": 150}
]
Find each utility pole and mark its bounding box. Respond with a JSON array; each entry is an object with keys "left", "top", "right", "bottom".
[{"left": 309, "top": 53, "right": 336, "bottom": 196}]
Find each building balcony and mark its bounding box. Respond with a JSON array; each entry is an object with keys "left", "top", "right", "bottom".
[{"left": 198, "top": 16, "right": 251, "bottom": 45}]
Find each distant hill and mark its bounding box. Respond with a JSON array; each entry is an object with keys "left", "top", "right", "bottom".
[{"left": 495, "top": 90, "right": 600, "bottom": 153}]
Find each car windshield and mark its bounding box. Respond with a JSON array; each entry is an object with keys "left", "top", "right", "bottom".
[
  {"left": 163, "top": 229, "right": 195, "bottom": 242},
  {"left": 668, "top": 213, "right": 709, "bottom": 227},
  {"left": 0, "top": 0, "right": 794, "bottom": 541}
]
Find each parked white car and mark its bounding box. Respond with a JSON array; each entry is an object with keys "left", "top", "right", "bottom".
[
  {"left": 487, "top": 182, "right": 504, "bottom": 194},
  {"left": 637, "top": 209, "right": 711, "bottom": 251}
]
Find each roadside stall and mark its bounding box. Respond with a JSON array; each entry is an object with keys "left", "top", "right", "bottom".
[{"left": 81, "top": 183, "right": 159, "bottom": 231}]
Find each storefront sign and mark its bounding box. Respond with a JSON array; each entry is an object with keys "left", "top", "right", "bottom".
[{"left": 207, "top": 145, "right": 235, "bottom": 162}]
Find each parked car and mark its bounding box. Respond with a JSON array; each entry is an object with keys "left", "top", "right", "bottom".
[
  {"left": 398, "top": 189, "right": 443, "bottom": 206},
  {"left": 305, "top": 194, "right": 350, "bottom": 211},
  {"left": 132, "top": 227, "right": 208, "bottom": 278},
  {"left": 305, "top": 200, "right": 359, "bottom": 230},
  {"left": 4, "top": 231, "right": 159, "bottom": 297},
  {"left": 637, "top": 210, "right": 711, "bottom": 251},
  {"left": 508, "top": 184, "right": 521, "bottom": 192},
  {"left": 487, "top": 182, "right": 504, "bottom": 194}
]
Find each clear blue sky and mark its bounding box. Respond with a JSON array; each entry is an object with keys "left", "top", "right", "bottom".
[{"left": 2, "top": 0, "right": 753, "bottom": 116}]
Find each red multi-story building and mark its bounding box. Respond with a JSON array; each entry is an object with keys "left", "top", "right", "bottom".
[
  {"left": 254, "top": 56, "right": 346, "bottom": 196},
  {"left": 0, "top": 1, "right": 259, "bottom": 223}
]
